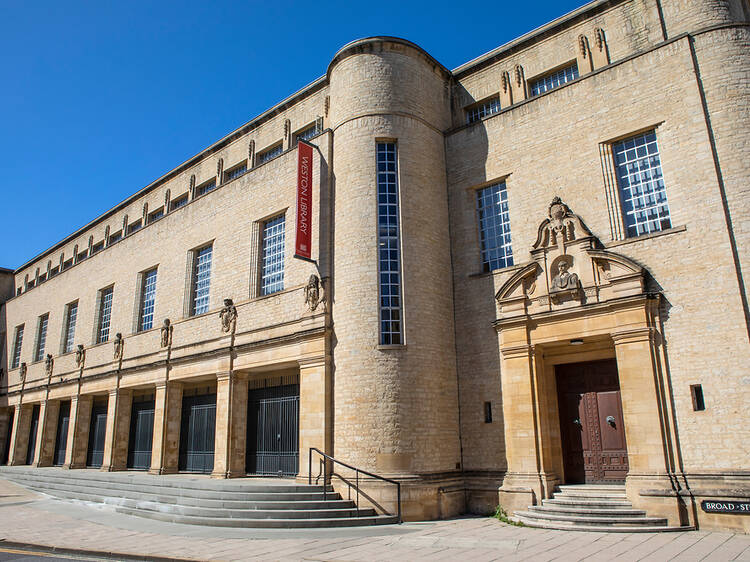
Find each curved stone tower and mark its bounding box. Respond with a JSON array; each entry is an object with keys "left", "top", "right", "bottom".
[{"left": 327, "top": 37, "right": 462, "bottom": 519}]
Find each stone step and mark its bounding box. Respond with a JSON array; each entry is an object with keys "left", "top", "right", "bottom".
[
  {"left": 514, "top": 515, "right": 691, "bottom": 533},
  {"left": 0, "top": 467, "right": 329, "bottom": 494},
  {"left": 514, "top": 510, "right": 668, "bottom": 527},
  {"left": 2, "top": 472, "right": 340, "bottom": 502},
  {"left": 115, "top": 506, "right": 399, "bottom": 528},
  {"left": 554, "top": 490, "right": 628, "bottom": 499},
  {"left": 20, "top": 484, "right": 358, "bottom": 512},
  {"left": 556, "top": 484, "right": 625, "bottom": 492},
  {"left": 0, "top": 466, "right": 396, "bottom": 528},
  {"left": 543, "top": 498, "right": 632, "bottom": 508},
  {"left": 528, "top": 505, "right": 647, "bottom": 517}
]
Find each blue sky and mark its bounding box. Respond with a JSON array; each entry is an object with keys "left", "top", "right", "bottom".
[{"left": 0, "top": 0, "right": 586, "bottom": 270}]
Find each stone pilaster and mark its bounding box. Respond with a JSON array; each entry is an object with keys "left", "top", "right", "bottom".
[
  {"left": 8, "top": 405, "right": 30, "bottom": 466},
  {"left": 64, "top": 395, "right": 93, "bottom": 469},
  {"left": 297, "top": 358, "right": 331, "bottom": 481},
  {"left": 212, "top": 371, "right": 248, "bottom": 479},
  {"left": 33, "top": 400, "right": 60, "bottom": 467},
  {"left": 150, "top": 382, "right": 182, "bottom": 475},
  {"left": 101, "top": 389, "right": 132, "bottom": 472}
]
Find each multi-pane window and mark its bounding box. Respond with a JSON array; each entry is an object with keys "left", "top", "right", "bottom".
[
  {"left": 97, "top": 287, "right": 114, "bottom": 344},
  {"left": 148, "top": 207, "right": 164, "bottom": 223},
  {"left": 225, "top": 163, "right": 247, "bottom": 182},
  {"left": 257, "top": 144, "right": 283, "bottom": 165},
  {"left": 63, "top": 302, "right": 78, "bottom": 354},
  {"left": 139, "top": 268, "right": 158, "bottom": 331},
  {"left": 127, "top": 220, "right": 142, "bottom": 235},
  {"left": 11, "top": 325, "right": 24, "bottom": 369},
  {"left": 613, "top": 130, "right": 671, "bottom": 237},
  {"left": 530, "top": 63, "right": 579, "bottom": 96},
  {"left": 197, "top": 180, "right": 216, "bottom": 196},
  {"left": 192, "top": 245, "right": 212, "bottom": 315},
  {"left": 295, "top": 122, "right": 321, "bottom": 145},
  {"left": 477, "top": 182, "right": 514, "bottom": 272},
  {"left": 376, "top": 142, "right": 403, "bottom": 345},
  {"left": 34, "top": 314, "right": 49, "bottom": 362},
  {"left": 91, "top": 241, "right": 104, "bottom": 254},
  {"left": 108, "top": 231, "right": 122, "bottom": 245},
  {"left": 466, "top": 96, "right": 501, "bottom": 124},
  {"left": 169, "top": 194, "right": 188, "bottom": 211},
  {"left": 261, "top": 216, "right": 285, "bottom": 296}
]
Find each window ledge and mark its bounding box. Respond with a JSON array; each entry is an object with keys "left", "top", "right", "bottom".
[
  {"left": 605, "top": 225, "right": 686, "bottom": 248},
  {"left": 377, "top": 344, "right": 406, "bottom": 351}
]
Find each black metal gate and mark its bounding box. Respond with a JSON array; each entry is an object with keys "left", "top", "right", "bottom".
[
  {"left": 178, "top": 393, "right": 216, "bottom": 473},
  {"left": 26, "top": 405, "right": 40, "bottom": 465},
  {"left": 2, "top": 408, "right": 14, "bottom": 465},
  {"left": 246, "top": 384, "right": 299, "bottom": 476},
  {"left": 86, "top": 399, "right": 108, "bottom": 467},
  {"left": 127, "top": 398, "right": 155, "bottom": 470},
  {"left": 53, "top": 401, "right": 70, "bottom": 466}
]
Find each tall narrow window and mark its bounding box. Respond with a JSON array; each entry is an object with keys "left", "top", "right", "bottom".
[
  {"left": 261, "top": 215, "right": 285, "bottom": 295},
  {"left": 613, "top": 130, "right": 671, "bottom": 237},
  {"left": 139, "top": 268, "right": 158, "bottom": 331},
  {"left": 377, "top": 142, "right": 403, "bottom": 345},
  {"left": 477, "top": 182, "right": 514, "bottom": 272},
  {"left": 34, "top": 314, "right": 49, "bottom": 362},
  {"left": 530, "top": 63, "right": 579, "bottom": 96},
  {"left": 97, "top": 287, "right": 114, "bottom": 344},
  {"left": 63, "top": 301, "right": 78, "bottom": 354},
  {"left": 11, "top": 325, "right": 24, "bottom": 369},
  {"left": 192, "top": 245, "right": 212, "bottom": 315}
]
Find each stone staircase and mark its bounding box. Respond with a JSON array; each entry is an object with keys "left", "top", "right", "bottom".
[
  {"left": 0, "top": 466, "right": 399, "bottom": 528},
  {"left": 513, "top": 484, "right": 690, "bottom": 532}
]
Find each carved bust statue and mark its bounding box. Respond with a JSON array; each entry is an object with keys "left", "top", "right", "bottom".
[
  {"left": 160, "top": 318, "right": 173, "bottom": 348},
  {"left": 45, "top": 354, "right": 54, "bottom": 376},
  {"left": 304, "top": 274, "right": 325, "bottom": 312},
  {"left": 551, "top": 259, "right": 579, "bottom": 292},
  {"left": 219, "top": 298, "right": 237, "bottom": 334}
]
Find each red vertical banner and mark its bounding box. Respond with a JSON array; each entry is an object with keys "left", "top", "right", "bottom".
[{"left": 295, "top": 141, "right": 313, "bottom": 260}]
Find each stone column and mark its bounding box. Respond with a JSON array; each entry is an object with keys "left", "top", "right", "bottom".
[
  {"left": 497, "top": 343, "right": 546, "bottom": 513},
  {"left": 64, "top": 395, "right": 93, "bottom": 469},
  {"left": 150, "top": 382, "right": 182, "bottom": 475},
  {"left": 8, "top": 405, "right": 30, "bottom": 466},
  {"left": 212, "top": 371, "right": 248, "bottom": 479},
  {"left": 101, "top": 389, "right": 132, "bottom": 472},
  {"left": 33, "top": 400, "right": 60, "bottom": 467},
  {"left": 297, "top": 358, "right": 331, "bottom": 482}
]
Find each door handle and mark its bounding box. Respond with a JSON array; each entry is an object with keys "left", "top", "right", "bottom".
[
  {"left": 573, "top": 418, "right": 582, "bottom": 427},
  {"left": 606, "top": 415, "right": 616, "bottom": 427}
]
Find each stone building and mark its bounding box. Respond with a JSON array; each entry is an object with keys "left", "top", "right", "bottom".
[{"left": 1, "top": 0, "right": 748, "bottom": 533}]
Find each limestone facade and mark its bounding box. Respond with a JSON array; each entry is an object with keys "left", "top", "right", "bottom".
[{"left": 1, "top": 0, "right": 749, "bottom": 532}]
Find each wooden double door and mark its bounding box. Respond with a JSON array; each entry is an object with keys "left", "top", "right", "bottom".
[{"left": 556, "top": 359, "right": 629, "bottom": 483}]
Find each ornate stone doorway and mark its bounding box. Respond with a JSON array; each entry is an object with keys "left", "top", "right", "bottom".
[
  {"left": 494, "top": 198, "right": 684, "bottom": 526},
  {"left": 556, "top": 359, "right": 628, "bottom": 483}
]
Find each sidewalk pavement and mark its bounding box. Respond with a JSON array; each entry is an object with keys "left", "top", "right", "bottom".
[{"left": 0, "top": 478, "right": 748, "bottom": 561}]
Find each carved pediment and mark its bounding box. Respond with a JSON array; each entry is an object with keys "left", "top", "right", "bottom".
[
  {"left": 533, "top": 197, "right": 593, "bottom": 251},
  {"left": 496, "top": 197, "right": 647, "bottom": 318}
]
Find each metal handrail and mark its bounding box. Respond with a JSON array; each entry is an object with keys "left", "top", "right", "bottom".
[{"left": 308, "top": 447, "right": 402, "bottom": 523}]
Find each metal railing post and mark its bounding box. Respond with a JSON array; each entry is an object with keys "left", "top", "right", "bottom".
[
  {"left": 356, "top": 469, "right": 359, "bottom": 517},
  {"left": 308, "top": 448, "right": 312, "bottom": 485}
]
